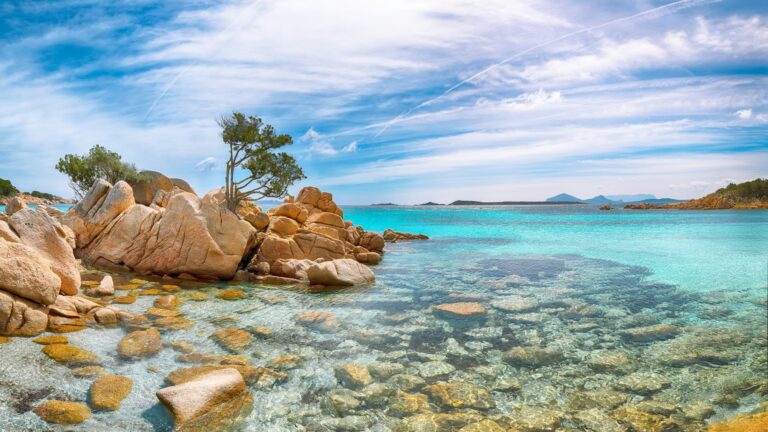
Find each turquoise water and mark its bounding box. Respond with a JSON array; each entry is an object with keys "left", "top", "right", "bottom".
[
  {"left": 0, "top": 205, "right": 766, "bottom": 431},
  {"left": 0, "top": 204, "right": 73, "bottom": 213},
  {"left": 345, "top": 205, "right": 768, "bottom": 293}
]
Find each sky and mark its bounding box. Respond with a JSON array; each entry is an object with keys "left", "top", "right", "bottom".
[{"left": 1, "top": 0, "right": 766, "bottom": 204}]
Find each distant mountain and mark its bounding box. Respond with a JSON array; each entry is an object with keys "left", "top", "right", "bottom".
[
  {"left": 450, "top": 200, "right": 581, "bottom": 206},
  {"left": 371, "top": 203, "right": 398, "bottom": 206},
  {"left": 545, "top": 193, "right": 583, "bottom": 203},
  {"left": 583, "top": 195, "right": 615, "bottom": 205},
  {"left": 257, "top": 198, "right": 283, "bottom": 205},
  {"left": 419, "top": 202, "right": 444, "bottom": 206}
]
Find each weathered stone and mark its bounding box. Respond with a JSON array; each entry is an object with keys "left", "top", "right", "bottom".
[
  {"left": 615, "top": 372, "right": 670, "bottom": 395},
  {"left": 618, "top": 324, "right": 679, "bottom": 342},
  {"left": 86, "top": 275, "right": 114, "bottom": 297},
  {"left": 0, "top": 289, "right": 49, "bottom": 336},
  {"left": 294, "top": 311, "right": 338, "bottom": 332},
  {"left": 5, "top": 196, "right": 27, "bottom": 215},
  {"left": 33, "top": 335, "right": 68, "bottom": 345},
  {"left": 269, "top": 216, "right": 300, "bottom": 236},
  {"left": 708, "top": 410, "right": 768, "bottom": 432},
  {"left": 42, "top": 344, "right": 98, "bottom": 365},
  {"left": 130, "top": 170, "right": 174, "bottom": 206},
  {"left": 34, "top": 400, "right": 91, "bottom": 425},
  {"left": 335, "top": 364, "right": 373, "bottom": 389},
  {"left": 156, "top": 368, "right": 253, "bottom": 431},
  {"left": 118, "top": 327, "right": 162, "bottom": 358},
  {"left": 390, "top": 391, "right": 430, "bottom": 417},
  {"left": 502, "top": 347, "right": 564, "bottom": 368},
  {"left": 10, "top": 209, "right": 81, "bottom": 295},
  {"left": 217, "top": 289, "right": 245, "bottom": 301},
  {"left": 490, "top": 295, "right": 538, "bottom": 312},
  {"left": 154, "top": 316, "right": 195, "bottom": 330},
  {"left": 0, "top": 240, "right": 61, "bottom": 305},
  {"left": 154, "top": 295, "right": 180, "bottom": 309},
  {"left": 396, "top": 413, "right": 483, "bottom": 432},
  {"left": 586, "top": 351, "right": 632, "bottom": 374},
  {"left": 423, "top": 381, "right": 495, "bottom": 410},
  {"left": 212, "top": 327, "right": 252, "bottom": 353},
  {"left": 433, "top": 302, "right": 487, "bottom": 319},
  {"left": 90, "top": 374, "right": 133, "bottom": 411},
  {"left": 305, "top": 258, "right": 375, "bottom": 286}
]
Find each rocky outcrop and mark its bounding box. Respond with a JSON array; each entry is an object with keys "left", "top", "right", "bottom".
[
  {"left": 156, "top": 368, "right": 253, "bottom": 431},
  {"left": 5, "top": 196, "right": 27, "bottom": 215},
  {"left": 129, "top": 170, "right": 174, "bottom": 206},
  {"left": 63, "top": 181, "right": 256, "bottom": 280},
  {"left": 382, "top": 229, "right": 429, "bottom": 242},
  {"left": 305, "top": 259, "right": 375, "bottom": 286},
  {"left": 9, "top": 209, "right": 81, "bottom": 295}
]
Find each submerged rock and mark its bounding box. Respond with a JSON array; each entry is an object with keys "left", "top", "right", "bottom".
[
  {"left": 432, "top": 302, "right": 487, "bottom": 320},
  {"left": 335, "top": 364, "right": 373, "bottom": 389},
  {"left": 395, "top": 413, "right": 483, "bottom": 432},
  {"left": 118, "top": 327, "right": 162, "bottom": 358},
  {"left": 305, "top": 259, "right": 375, "bottom": 286},
  {"left": 423, "top": 381, "right": 495, "bottom": 410},
  {"left": 708, "top": 410, "right": 768, "bottom": 432},
  {"left": 42, "top": 344, "right": 98, "bottom": 365},
  {"left": 615, "top": 372, "right": 670, "bottom": 395},
  {"left": 211, "top": 327, "right": 252, "bottom": 353},
  {"left": 502, "top": 347, "right": 564, "bottom": 368},
  {"left": 156, "top": 368, "right": 253, "bottom": 431},
  {"left": 389, "top": 391, "right": 430, "bottom": 417},
  {"left": 294, "top": 310, "right": 339, "bottom": 332},
  {"left": 618, "top": 324, "right": 679, "bottom": 342},
  {"left": 90, "top": 374, "right": 133, "bottom": 411},
  {"left": 34, "top": 400, "right": 91, "bottom": 425}
]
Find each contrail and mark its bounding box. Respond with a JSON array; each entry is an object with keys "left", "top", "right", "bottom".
[
  {"left": 144, "top": 0, "right": 261, "bottom": 119},
  {"left": 372, "top": 0, "right": 713, "bottom": 138}
]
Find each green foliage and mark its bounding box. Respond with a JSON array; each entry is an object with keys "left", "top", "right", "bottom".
[
  {"left": 715, "top": 178, "right": 768, "bottom": 201},
  {"left": 0, "top": 178, "right": 19, "bottom": 197},
  {"left": 219, "top": 112, "right": 305, "bottom": 211},
  {"left": 27, "top": 191, "right": 57, "bottom": 200},
  {"left": 55, "top": 145, "right": 144, "bottom": 198}
]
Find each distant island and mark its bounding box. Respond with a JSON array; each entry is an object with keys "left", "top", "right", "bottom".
[
  {"left": 419, "top": 202, "right": 445, "bottom": 206},
  {"left": 625, "top": 178, "right": 768, "bottom": 210},
  {"left": 546, "top": 192, "right": 683, "bottom": 206},
  {"left": 450, "top": 200, "right": 582, "bottom": 206},
  {"left": 371, "top": 202, "right": 398, "bottom": 206}
]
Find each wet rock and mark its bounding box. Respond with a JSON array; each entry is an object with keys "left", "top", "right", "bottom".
[
  {"left": 573, "top": 408, "right": 625, "bottom": 432},
  {"left": 388, "top": 374, "right": 426, "bottom": 392},
  {"left": 633, "top": 400, "right": 678, "bottom": 416},
  {"left": 42, "top": 344, "right": 98, "bottom": 365},
  {"left": 72, "top": 366, "right": 106, "bottom": 377},
  {"left": 0, "top": 336, "right": 10, "bottom": 343},
  {"left": 395, "top": 413, "right": 483, "bottom": 432},
  {"left": 506, "top": 406, "right": 563, "bottom": 431},
  {"left": 147, "top": 307, "right": 183, "bottom": 318},
  {"left": 294, "top": 310, "right": 339, "bottom": 332},
  {"left": 0, "top": 240, "right": 61, "bottom": 305},
  {"left": 335, "top": 364, "right": 373, "bottom": 389},
  {"left": 248, "top": 325, "right": 273, "bottom": 338},
  {"left": 86, "top": 275, "right": 114, "bottom": 297},
  {"left": 118, "top": 327, "right": 162, "bottom": 358},
  {"left": 211, "top": 327, "right": 252, "bottom": 353},
  {"left": 615, "top": 372, "right": 670, "bottom": 395},
  {"left": 418, "top": 361, "right": 456, "bottom": 379},
  {"left": 457, "top": 420, "right": 505, "bottom": 432},
  {"left": 369, "top": 362, "right": 406, "bottom": 380},
  {"left": 618, "top": 324, "right": 679, "bottom": 342},
  {"left": 154, "top": 316, "right": 195, "bottom": 330},
  {"left": 361, "top": 383, "right": 397, "bottom": 407},
  {"left": 269, "top": 354, "right": 303, "bottom": 370},
  {"left": 114, "top": 296, "right": 136, "bottom": 304},
  {"left": 156, "top": 368, "right": 253, "bottom": 431},
  {"left": 165, "top": 365, "right": 275, "bottom": 386},
  {"left": 432, "top": 302, "right": 487, "bottom": 320},
  {"left": 612, "top": 406, "right": 675, "bottom": 432},
  {"left": 502, "top": 347, "right": 564, "bottom": 368},
  {"left": 90, "top": 374, "right": 133, "bottom": 411},
  {"left": 389, "top": 391, "right": 430, "bottom": 417},
  {"left": 423, "top": 381, "right": 495, "bottom": 410},
  {"left": 708, "top": 410, "right": 768, "bottom": 432},
  {"left": 317, "top": 415, "right": 373, "bottom": 431},
  {"left": 569, "top": 390, "right": 628, "bottom": 410},
  {"left": 47, "top": 315, "right": 87, "bottom": 333},
  {"left": 305, "top": 258, "right": 375, "bottom": 286},
  {"left": 217, "top": 289, "right": 245, "bottom": 301},
  {"left": 507, "top": 312, "right": 545, "bottom": 324},
  {"left": 585, "top": 351, "right": 632, "bottom": 374},
  {"left": 32, "top": 335, "right": 68, "bottom": 345},
  {"left": 326, "top": 389, "right": 361, "bottom": 416},
  {"left": 34, "top": 400, "right": 91, "bottom": 425},
  {"left": 491, "top": 295, "right": 538, "bottom": 312},
  {"left": 681, "top": 400, "right": 715, "bottom": 421},
  {"left": 491, "top": 375, "right": 523, "bottom": 392},
  {"left": 154, "top": 295, "right": 180, "bottom": 309}
]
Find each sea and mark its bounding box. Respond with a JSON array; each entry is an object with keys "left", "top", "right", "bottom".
[{"left": 1, "top": 204, "right": 766, "bottom": 431}]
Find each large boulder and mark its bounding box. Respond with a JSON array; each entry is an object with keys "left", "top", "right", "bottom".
[
  {"left": 0, "top": 240, "right": 61, "bottom": 305},
  {"left": 171, "top": 178, "right": 196, "bottom": 195},
  {"left": 10, "top": 209, "right": 80, "bottom": 295},
  {"left": 129, "top": 170, "right": 174, "bottom": 206},
  {"left": 75, "top": 187, "right": 256, "bottom": 280},
  {"left": 0, "top": 289, "right": 49, "bottom": 336},
  {"left": 305, "top": 259, "right": 375, "bottom": 286},
  {"left": 5, "top": 196, "right": 27, "bottom": 215},
  {"left": 268, "top": 203, "right": 308, "bottom": 223},
  {"left": 293, "top": 232, "right": 346, "bottom": 261},
  {"left": 156, "top": 368, "right": 253, "bottom": 431},
  {"left": 61, "top": 180, "right": 135, "bottom": 248}
]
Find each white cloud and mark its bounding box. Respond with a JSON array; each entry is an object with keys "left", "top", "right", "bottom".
[
  {"left": 195, "top": 157, "right": 218, "bottom": 171},
  {"left": 342, "top": 141, "right": 358, "bottom": 153},
  {"left": 735, "top": 109, "right": 752, "bottom": 119}
]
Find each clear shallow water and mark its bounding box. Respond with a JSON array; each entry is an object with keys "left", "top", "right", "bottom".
[{"left": 0, "top": 205, "right": 766, "bottom": 431}]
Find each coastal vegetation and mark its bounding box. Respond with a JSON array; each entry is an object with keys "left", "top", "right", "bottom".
[
  {"left": 55, "top": 145, "right": 145, "bottom": 198},
  {"left": 0, "top": 178, "right": 18, "bottom": 196},
  {"left": 626, "top": 178, "right": 768, "bottom": 209},
  {"left": 219, "top": 112, "right": 305, "bottom": 212}
]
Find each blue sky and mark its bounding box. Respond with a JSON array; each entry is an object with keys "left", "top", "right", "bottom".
[{"left": 1, "top": 0, "right": 766, "bottom": 203}]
